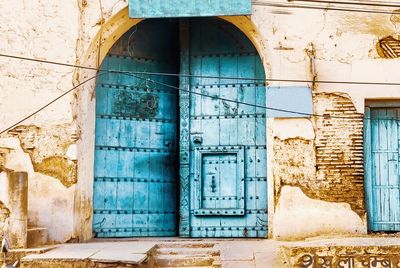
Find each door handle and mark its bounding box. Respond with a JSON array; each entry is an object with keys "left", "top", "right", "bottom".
[{"left": 210, "top": 176, "right": 216, "bottom": 193}]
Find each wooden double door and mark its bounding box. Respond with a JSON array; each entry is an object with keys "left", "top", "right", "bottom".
[{"left": 92, "top": 18, "right": 267, "bottom": 238}]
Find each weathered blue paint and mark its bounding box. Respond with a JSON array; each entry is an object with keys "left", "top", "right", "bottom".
[
  {"left": 266, "top": 86, "right": 312, "bottom": 118},
  {"left": 178, "top": 19, "right": 191, "bottom": 237},
  {"left": 93, "top": 20, "right": 179, "bottom": 237},
  {"left": 187, "top": 18, "right": 268, "bottom": 238},
  {"left": 365, "top": 107, "right": 400, "bottom": 231},
  {"left": 128, "top": 0, "right": 252, "bottom": 18}
]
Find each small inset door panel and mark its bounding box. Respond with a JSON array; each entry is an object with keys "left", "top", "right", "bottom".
[{"left": 193, "top": 148, "right": 245, "bottom": 216}]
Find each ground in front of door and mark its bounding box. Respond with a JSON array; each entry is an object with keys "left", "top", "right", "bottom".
[{"left": 4, "top": 237, "right": 400, "bottom": 267}]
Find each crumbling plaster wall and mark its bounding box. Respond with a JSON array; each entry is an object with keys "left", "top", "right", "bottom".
[
  {"left": 0, "top": 0, "right": 399, "bottom": 243},
  {"left": 252, "top": 2, "right": 400, "bottom": 239},
  {"left": 0, "top": 0, "right": 84, "bottom": 243}
]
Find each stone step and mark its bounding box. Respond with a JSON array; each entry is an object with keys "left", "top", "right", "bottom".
[
  {"left": 156, "top": 266, "right": 214, "bottom": 268},
  {"left": 154, "top": 255, "right": 215, "bottom": 267},
  {"left": 27, "top": 226, "right": 48, "bottom": 248},
  {"left": 155, "top": 247, "right": 219, "bottom": 256},
  {"left": 1, "top": 246, "right": 55, "bottom": 267},
  {"left": 156, "top": 243, "right": 215, "bottom": 249}
]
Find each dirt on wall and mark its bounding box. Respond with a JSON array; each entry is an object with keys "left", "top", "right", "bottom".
[
  {"left": 7, "top": 124, "right": 78, "bottom": 187},
  {"left": 0, "top": 201, "right": 10, "bottom": 239},
  {"left": 274, "top": 92, "right": 365, "bottom": 218}
]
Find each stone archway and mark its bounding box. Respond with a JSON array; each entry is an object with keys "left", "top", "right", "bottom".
[{"left": 74, "top": 6, "right": 272, "bottom": 241}]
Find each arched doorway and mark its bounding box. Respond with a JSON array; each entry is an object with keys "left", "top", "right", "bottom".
[{"left": 92, "top": 18, "right": 267, "bottom": 238}]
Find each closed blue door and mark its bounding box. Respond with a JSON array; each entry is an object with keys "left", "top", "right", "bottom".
[
  {"left": 187, "top": 18, "right": 268, "bottom": 237},
  {"left": 93, "top": 20, "right": 179, "bottom": 237},
  {"left": 365, "top": 107, "right": 400, "bottom": 231}
]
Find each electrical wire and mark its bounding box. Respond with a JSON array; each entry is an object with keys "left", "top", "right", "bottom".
[
  {"left": 1, "top": 53, "right": 400, "bottom": 86},
  {"left": 123, "top": 72, "right": 400, "bottom": 121},
  {"left": 287, "top": 0, "right": 400, "bottom": 8},
  {"left": 0, "top": 72, "right": 106, "bottom": 135},
  {"left": 252, "top": 0, "right": 400, "bottom": 15},
  {"left": 0, "top": 69, "right": 398, "bottom": 136}
]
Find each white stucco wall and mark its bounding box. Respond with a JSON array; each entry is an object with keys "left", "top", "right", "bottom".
[{"left": 0, "top": 0, "right": 399, "bottom": 242}]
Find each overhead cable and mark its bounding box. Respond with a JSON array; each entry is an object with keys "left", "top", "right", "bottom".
[
  {"left": 1, "top": 53, "right": 400, "bottom": 86},
  {"left": 287, "top": 0, "right": 400, "bottom": 8},
  {"left": 252, "top": 0, "right": 400, "bottom": 15},
  {"left": 0, "top": 73, "right": 106, "bottom": 135}
]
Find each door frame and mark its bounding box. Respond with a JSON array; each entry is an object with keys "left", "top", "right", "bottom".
[
  {"left": 73, "top": 7, "right": 273, "bottom": 241},
  {"left": 364, "top": 100, "right": 400, "bottom": 231}
]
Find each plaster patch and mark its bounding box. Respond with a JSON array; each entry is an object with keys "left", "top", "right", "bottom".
[
  {"left": 28, "top": 172, "right": 75, "bottom": 243},
  {"left": 66, "top": 144, "right": 77, "bottom": 160},
  {"left": 0, "top": 137, "right": 34, "bottom": 173},
  {"left": 0, "top": 200, "right": 10, "bottom": 238},
  {"left": 273, "top": 186, "right": 366, "bottom": 241},
  {"left": 8, "top": 124, "right": 78, "bottom": 187},
  {"left": 34, "top": 156, "right": 77, "bottom": 188},
  {"left": 273, "top": 137, "right": 316, "bottom": 205},
  {"left": 272, "top": 118, "right": 315, "bottom": 140}
]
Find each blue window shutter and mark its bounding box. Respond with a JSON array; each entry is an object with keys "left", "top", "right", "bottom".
[
  {"left": 266, "top": 86, "right": 313, "bottom": 118},
  {"left": 128, "top": 0, "right": 252, "bottom": 18}
]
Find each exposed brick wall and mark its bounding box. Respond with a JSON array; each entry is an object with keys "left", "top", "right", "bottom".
[
  {"left": 314, "top": 93, "right": 365, "bottom": 217},
  {"left": 273, "top": 93, "right": 365, "bottom": 218}
]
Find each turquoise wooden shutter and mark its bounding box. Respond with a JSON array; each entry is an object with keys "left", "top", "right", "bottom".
[{"left": 366, "top": 107, "right": 400, "bottom": 231}]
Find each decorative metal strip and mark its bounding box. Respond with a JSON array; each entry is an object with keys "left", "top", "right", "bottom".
[
  {"left": 194, "top": 209, "right": 244, "bottom": 216},
  {"left": 191, "top": 52, "right": 257, "bottom": 58},
  {"left": 94, "top": 177, "right": 175, "bottom": 183},
  {"left": 192, "top": 83, "right": 267, "bottom": 89},
  {"left": 202, "top": 160, "right": 238, "bottom": 164},
  {"left": 191, "top": 114, "right": 266, "bottom": 120},
  {"left": 98, "top": 83, "right": 175, "bottom": 95},
  {"left": 95, "top": 145, "right": 175, "bottom": 153},
  {"left": 95, "top": 227, "right": 176, "bottom": 232},
  {"left": 189, "top": 209, "right": 267, "bottom": 214},
  {"left": 201, "top": 196, "right": 240, "bottom": 201},
  {"left": 192, "top": 145, "right": 267, "bottom": 151},
  {"left": 178, "top": 20, "right": 190, "bottom": 237},
  {"left": 108, "top": 53, "right": 169, "bottom": 62},
  {"left": 189, "top": 226, "right": 266, "bottom": 231},
  {"left": 246, "top": 177, "right": 268, "bottom": 182},
  {"left": 96, "top": 114, "right": 176, "bottom": 123},
  {"left": 93, "top": 210, "right": 176, "bottom": 214}
]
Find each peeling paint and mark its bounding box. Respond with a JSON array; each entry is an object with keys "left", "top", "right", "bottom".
[
  {"left": 34, "top": 156, "right": 77, "bottom": 187},
  {"left": 273, "top": 186, "right": 366, "bottom": 240},
  {"left": 314, "top": 92, "right": 365, "bottom": 217},
  {"left": 0, "top": 200, "right": 10, "bottom": 238},
  {"left": 7, "top": 124, "right": 78, "bottom": 187},
  {"left": 273, "top": 137, "right": 316, "bottom": 207},
  {"left": 113, "top": 91, "right": 159, "bottom": 118}
]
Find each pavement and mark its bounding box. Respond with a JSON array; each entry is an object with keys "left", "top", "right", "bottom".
[{"left": 16, "top": 236, "right": 400, "bottom": 267}]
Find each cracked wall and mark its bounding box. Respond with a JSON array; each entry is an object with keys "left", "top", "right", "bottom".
[
  {"left": 0, "top": 201, "right": 10, "bottom": 240},
  {"left": 8, "top": 124, "right": 78, "bottom": 187},
  {"left": 0, "top": 0, "right": 399, "bottom": 243},
  {"left": 273, "top": 93, "right": 366, "bottom": 219}
]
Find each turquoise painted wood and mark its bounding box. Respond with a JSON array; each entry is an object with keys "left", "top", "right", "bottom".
[
  {"left": 93, "top": 20, "right": 179, "bottom": 237},
  {"left": 365, "top": 107, "right": 400, "bottom": 231},
  {"left": 129, "top": 0, "right": 252, "bottom": 18},
  {"left": 187, "top": 18, "right": 268, "bottom": 237}
]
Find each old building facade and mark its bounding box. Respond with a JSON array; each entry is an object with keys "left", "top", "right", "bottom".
[{"left": 0, "top": 0, "right": 400, "bottom": 245}]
